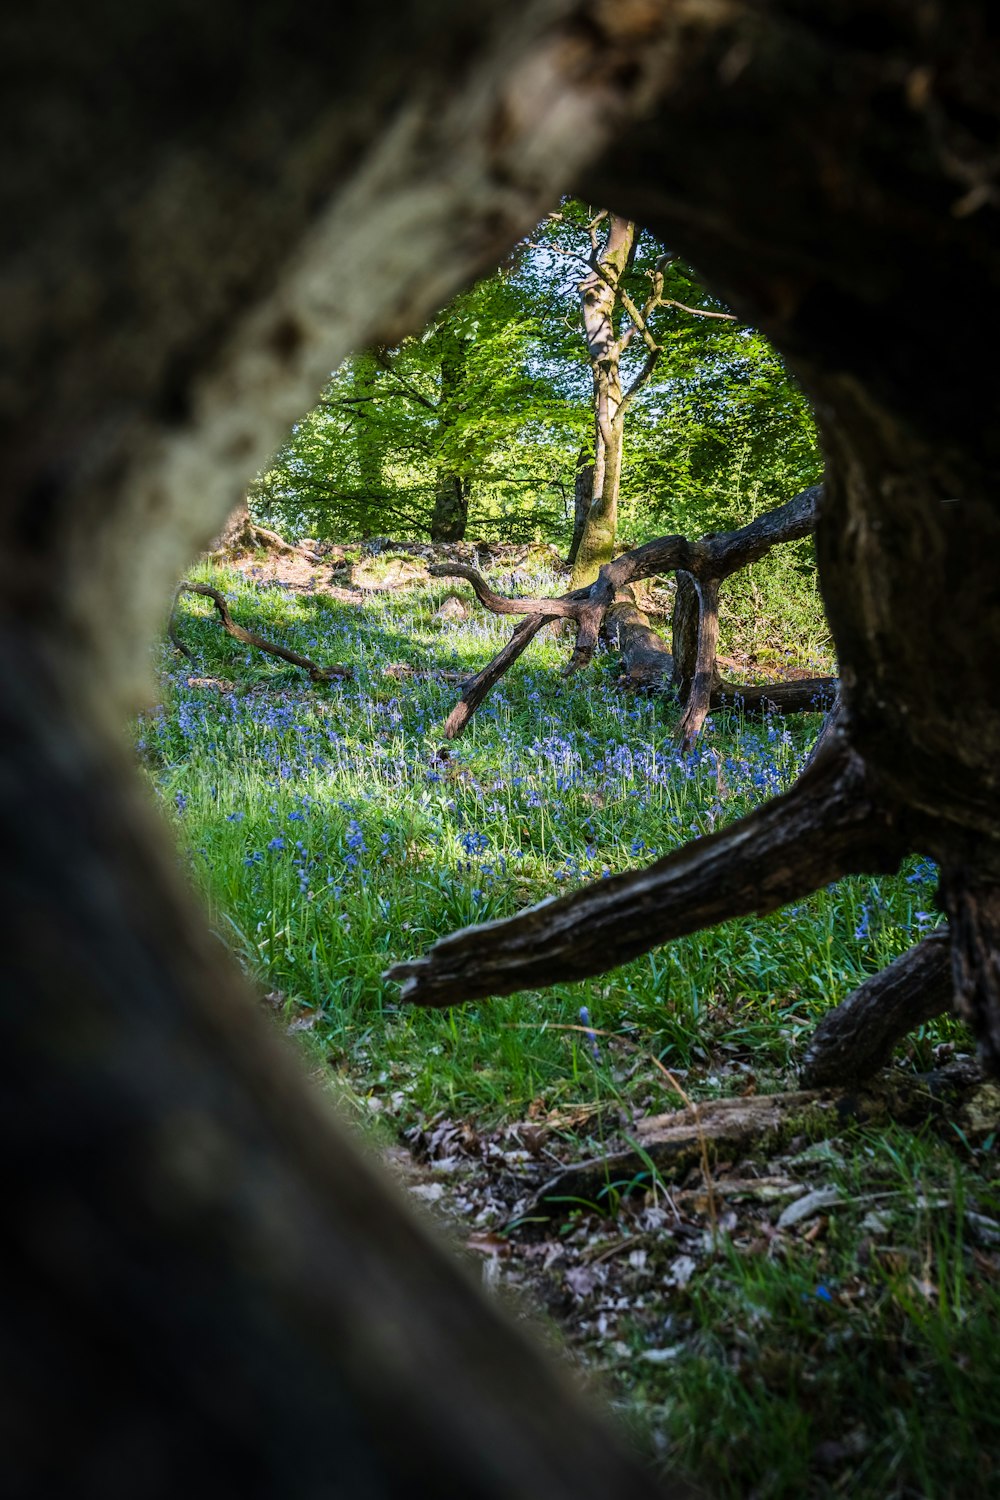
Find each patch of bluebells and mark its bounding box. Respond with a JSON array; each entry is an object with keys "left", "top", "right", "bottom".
[{"left": 149, "top": 584, "right": 935, "bottom": 973}]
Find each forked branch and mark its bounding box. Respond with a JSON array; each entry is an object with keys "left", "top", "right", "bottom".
[
  {"left": 431, "top": 484, "right": 828, "bottom": 741},
  {"left": 386, "top": 733, "right": 904, "bottom": 1008}
]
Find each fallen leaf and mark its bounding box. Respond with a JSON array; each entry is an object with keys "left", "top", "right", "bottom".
[{"left": 777, "top": 1186, "right": 842, "bottom": 1230}]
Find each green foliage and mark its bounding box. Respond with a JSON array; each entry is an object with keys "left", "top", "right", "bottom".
[
  {"left": 252, "top": 199, "right": 822, "bottom": 566},
  {"left": 253, "top": 267, "right": 585, "bottom": 542}
]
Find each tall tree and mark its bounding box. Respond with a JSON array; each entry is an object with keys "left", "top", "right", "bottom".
[
  {"left": 528, "top": 202, "right": 739, "bottom": 586},
  {"left": 254, "top": 271, "right": 580, "bottom": 544}
]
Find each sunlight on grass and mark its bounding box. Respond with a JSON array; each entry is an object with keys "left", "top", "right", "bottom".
[
  {"left": 137, "top": 559, "right": 994, "bottom": 1499},
  {"left": 143, "top": 563, "right": 944, "bottom": 1123}
]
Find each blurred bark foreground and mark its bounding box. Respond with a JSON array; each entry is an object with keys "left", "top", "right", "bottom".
[{"left": 2, "top": 3, "right": 999, "bottom": 1497}]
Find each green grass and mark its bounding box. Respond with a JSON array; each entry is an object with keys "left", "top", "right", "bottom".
[
  {"left": 618, "top": 1129, "right": 1000, "bottom": 1497},
  {"left": 139, "top": 556, "right": 998, "bottom": 1496}
]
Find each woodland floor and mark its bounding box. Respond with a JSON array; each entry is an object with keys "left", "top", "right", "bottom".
[{"left": 150, "top": 539, "right": 1000, "bottom": 1499}]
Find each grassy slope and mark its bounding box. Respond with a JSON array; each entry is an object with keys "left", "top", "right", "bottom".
[{"left": 142, "top": 555, "right": 1000, "bottom": 1498}]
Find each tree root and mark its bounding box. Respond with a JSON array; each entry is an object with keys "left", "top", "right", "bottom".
[
  {"left": 386, "top": 734, "right": 905, "bottom": 1007},
  {"left": 172, "top": 582, "right": 352, "bottom": 683},
  {"left": 800, "top": 929, "right": 954, "bottom": 1087}
]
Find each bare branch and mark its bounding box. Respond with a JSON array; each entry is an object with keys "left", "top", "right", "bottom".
[
  {"left": 620, "top": 344, "right": 663, "bottom": 410},
  {"left": 800, "top": 929, "right": 953, "bottom": 1086},
  {"left": 428, "top": 564, "right": 582, "bottom": 620},
  {"left": 660, "top": 298, "right": 738, "bottom": 321},
  {"left": 174, "top": 583, "right": 352, "bottom": 682},
  {"left": 442, "top": 615, "right": 549, "bottom": 739},
  {"left": 386, "top": 737, "right": 905, "bottom": 1007}
]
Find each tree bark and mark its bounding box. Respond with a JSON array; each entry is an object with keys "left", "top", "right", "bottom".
[
  {"left": 430, "top": 472, "right": 470, "bottom": 542},
  {"left": 211, "top": 498, "right": 256, "bottom": 553},
  {"left": 669, "top": 571, "right": 703, "bottom": 704},
  {"left": 800, "top": 930, "right": 954, "bottom": 1088},
  {"left": 570, "top": 214, "right": 635, "bottom": 589},
  {"left": 567, "top": 447, "right": 595, "bottom": 566}
]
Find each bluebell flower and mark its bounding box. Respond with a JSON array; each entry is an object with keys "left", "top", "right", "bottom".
[{"left": 579, "top": 1006, "right": 601, "bottom": 1062}]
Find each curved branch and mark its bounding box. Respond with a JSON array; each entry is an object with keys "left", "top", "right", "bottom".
[
  {"left": 386, "top": 736, "right": 905, "bottom": 1008},
  {"left": 174, "top": 583, "right": 352, "bottom": 683},
  {"left": 800, "top": 928, "right": 954, "bottom": 1087},
  {"left": 428, "top": 564, "right": 583, "bottom": 620}
]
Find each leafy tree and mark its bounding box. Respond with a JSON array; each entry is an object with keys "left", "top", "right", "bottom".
[
  {"left": 253, "top": 270, "right": 584, "bottom": 543},
  {"left": 523, "top": 201, "right": 747, "bottom": 585}
]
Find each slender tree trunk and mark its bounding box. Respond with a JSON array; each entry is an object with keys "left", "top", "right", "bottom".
[
  {"left": 570, "top": 213, "right": 635, "bottom": 589},
  {"left": 571, "top": 413, "right": 624, "bottom": 587},
  {"left": 430, "top": 331, "right": 471, "bottom": 541},
  {"left": 352, "top": 353, "right": 386, "bottom": 536},
  {"left": 567, "top": 446, "right": 595, "bottom": 565}
]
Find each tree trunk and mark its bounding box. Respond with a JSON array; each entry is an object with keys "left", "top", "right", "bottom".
[
  {"left": 570, "top": 214, "right": 635, "bottom": 589},
  {"left": 211, "top": 497, "right": 256, "bottom": 553},
  {"left": 430, "top": 472, "right": 469, "bottom": 542},
  {"left": 567, "top": 446, "right": 595, "bottom": 565},
  {"left": 571, "top": 414, "right": 624, "bottom": 588},
  {"left": 430, "top": 330, "right": 471, "bottom": 541}
]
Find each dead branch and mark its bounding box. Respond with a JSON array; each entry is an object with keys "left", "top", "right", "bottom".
[
  {"left": 676, "top": 577, "right": 720, "bottom": 751},
  {"left": 443, "top": 614, "right": 550, "bottom": 739},
  {"left": 173, "top": 583, "right": 352, "bottom": 683},
  {"left": 386, "top": 733, "right": 904, "bottom": 1008},
  {"left": 433, "top": 486, "right": 826, "bottom": 740},
  {"left": 167, "top": 584, "right": 196, "bottom": 662},
  {"left": 800, "top": 928, "right": 954, "bottom": 1087},
  {"left": 428, "top": 564, "right": 580, "bottom": 620}
]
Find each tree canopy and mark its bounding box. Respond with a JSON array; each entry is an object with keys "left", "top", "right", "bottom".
[{"left": 251, "top": 201, "right": 821, "bottom": 552}]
